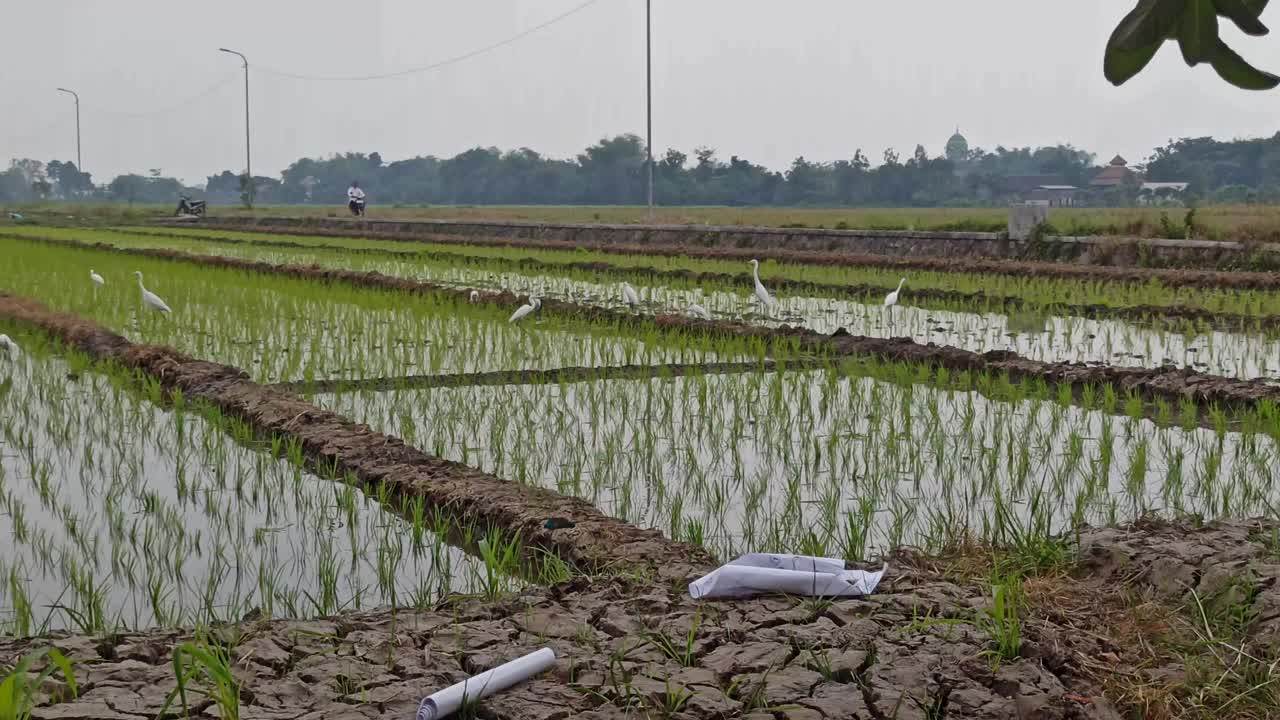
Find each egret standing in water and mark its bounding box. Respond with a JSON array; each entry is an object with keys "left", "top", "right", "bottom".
[
  {"left": 90, "top": 269, "right": 105, "bottom": 288},
  {"left": 688, "top": 302, "right": 711, "bottom": 321},
  {"left": 509, "top": 297, "right": 541, "bottom": 323},
  {"left": 621, "top": 282, "right": 639, "bottom": 308},
  {"left": 749, "top": 259, "right": 774, "bottom": 316},
  {"left": 883, "top": 278, "right": 906, "bottom": 333},
  {"left": 0, "top": 334, "right": 18, "bottom": 358},
  {"left": 134, "top": 271, "right": 172, "bottom": 315},
  {"left": 884, "top": 279, "right": 906, "bottom": 308}
]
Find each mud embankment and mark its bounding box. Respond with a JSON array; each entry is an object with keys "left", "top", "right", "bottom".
[
  {"left": 7, "top": 518, "right": 1280, "bottom": 719},
  {"left": 0, "top": 293, "right": 711, "bottom": 580},
  {"left": 112, "top": 227, "right": 1280, "bottom": 331},
  {"left": 270, "top": 359, "right": 817, "bottom": 395},
  {"left": 170, "top": 214, "right": 1280, "bottom": 270},
  {"left": 11, "top": 232, "right": 1280, "bottom": 418},
  {"left": 177, "top": 218, "right": 1280, "bottom": 289}
]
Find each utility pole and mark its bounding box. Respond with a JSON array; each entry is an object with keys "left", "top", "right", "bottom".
[
  {"left": 55, "top": 88, "right": 81, "bottom": 171},
  {"left": 646, "top": 0, "right": 654, "bottom": 222},
  {"left": 219, "top": 48, "right": 253, "bottom": 208}
]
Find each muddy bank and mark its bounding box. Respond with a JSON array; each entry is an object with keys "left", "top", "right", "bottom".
[
  {"left": 176, "top": 218, "right": 1280, "bottom": 290},
  {"left": 8, "top": 232, "right": 1280, "bottom": 416},
  {"left": 112, "top": 227, "right": 1280, "bottom": 331},
  {"left": 8, "top": 518, "right": 1280, "bottom": 719},
  {"left": 0, "top": 293, "right": 711, "bottom": 581},
  {"left": 271, "top": 359, "right": 818, "bottom": 395},
  {"left": 164, "top": 214, "right": 1280, "bottom": 271}
]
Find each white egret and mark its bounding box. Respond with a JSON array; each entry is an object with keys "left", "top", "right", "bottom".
[
  {"left": 469, "top": 290, "right": 480, "bottom": 303},
  {"left": 884, "top": 278, "right": 906, "bottom": 307},
  {"left": 509, "top": 297, "right": 541, "bottom": 323},
  {"left": 134, "top": 271, "right": 172, "bottom": 315},
  {"left": 90, "top": 269, "right": 105, "bottom": 288},
  {"left": 883, "top": 278, "right": 906, "bottom": 334},
  {"left": 688, "top": 303, "right": 712, "bottom": 321},
  {"left": 0, "top": 334, "right": 18, "bottom": 357},
  {"left": 621, "top": 282, "right": 640, "bottom": 308},
  {"left": 749, "top": 259, "right": 774, "bottom": 309}
]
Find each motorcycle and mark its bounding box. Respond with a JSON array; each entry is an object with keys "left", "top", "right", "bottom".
[
  {"left": 348, "top": 197, "right": 366, "bottom": 216},
  {"left": 175, "top": 194, "right": 207, "bottom": 218}
]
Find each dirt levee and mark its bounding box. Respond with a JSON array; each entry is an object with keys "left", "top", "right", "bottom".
[{"left": 182, "top": 218, "right": 1280, "bottom": 289}]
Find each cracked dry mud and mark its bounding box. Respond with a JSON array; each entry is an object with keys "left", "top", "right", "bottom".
[{"left": 7, "top": 519, "right": 1278, "bottom": 720}]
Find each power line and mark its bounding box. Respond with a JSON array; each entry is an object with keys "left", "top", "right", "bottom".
[{"left": 255, "top": 0, "right": 604, "bottom": 82}]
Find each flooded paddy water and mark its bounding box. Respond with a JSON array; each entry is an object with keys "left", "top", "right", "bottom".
[
  {"left": 26, "top": 226, "right": 1280, "bottom": 381},
  {"left": 314, "top": 363, "right": 1280, "bottom": 561},
  {"left": 0, "top": 335, "right": 488, "bottom": 634}
]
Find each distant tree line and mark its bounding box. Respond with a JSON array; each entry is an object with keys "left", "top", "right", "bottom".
[{"left": 7, "top": 132, "right": 1280, "bottom": 208}]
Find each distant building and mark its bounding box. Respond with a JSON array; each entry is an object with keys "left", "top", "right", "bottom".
[
  {"left": 1029, "top": 185, "right": 1080, "bottom": 207},
  {"left": 945, "top": 128, "right": 970, "bottom": 162},
  {"left": 1000, "top": 175, "right": 1069, "bottom": 194},
  {"left": 946, "top": 128, "right": 985, "bottom": 178},
  {"left": 1091, "top": 155, "right": 1138, "bottom": 187},
  {"left": 1140, "top": 182, "right": 1190, "bottom": 193},
  {"left": 1138, "top": 181, "right": 1190, "bottom": 206}
]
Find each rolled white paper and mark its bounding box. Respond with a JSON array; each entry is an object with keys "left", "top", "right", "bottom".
[
  {"left": 689, "top": 554, "right": 887, "bottom": 599},
  {"left": 416, "top": 647, "right": 556, "bottom": 720}
]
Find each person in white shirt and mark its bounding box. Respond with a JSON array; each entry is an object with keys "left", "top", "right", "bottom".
[{"left": 347, "top": 181, "right": 366, "bottom": 216}]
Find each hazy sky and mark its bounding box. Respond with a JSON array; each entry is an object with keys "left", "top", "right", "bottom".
[{"left": 4, "top": 0, "right": 1280, "bottom": 184}]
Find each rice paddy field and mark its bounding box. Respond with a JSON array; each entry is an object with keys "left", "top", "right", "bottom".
[
  {"left": 7, "top": 215, "right": 1280, "bottom": 712},
  {"left": 4, "top": 219, "right": 1280, "bottom": 639},
  {"left": 8, "top": 225, "right": 1280, "bottom": 379},
  {"left": 317, "top": 363, "right": 1280, "bottom": 561},
  {"left": 0, "top": 332, "right": 527, "bottom": 636}
]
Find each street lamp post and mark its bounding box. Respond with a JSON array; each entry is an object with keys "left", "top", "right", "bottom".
[
  {"left": 55, "top": 88, "right": 81, "bottom": 171},
  {"left": 219, "top": 47, "right": 253, "bottom": 208},
  {"left": 645, "top": 0, "right": 654, "bottom": 222}
]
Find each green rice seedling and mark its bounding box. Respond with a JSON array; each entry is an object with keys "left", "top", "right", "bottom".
[
  {"left": 10, "top": 228, "right": 1280, "bottom": 380},
  {"left": 656, "top": 678, "right": 693, "bottom": 717},
  {"left": 645, "top": 612, "right": 702, "bottom": 667},
  {"left": 477, "top": 528, "right": 523, "bottom": 601},
  {"left": 316, "top": 353, "right": 1280, "bottom": 561},
  {"left": 157, "top": 635, "right": 240, "bottom": 720},
  {"left": 0, "top": 335, "right": 491, "bottom": 635},
  {"left": 977, "top": 581, "right": 1023, "bottom": 669},
  {"left": 67, "top": 223, "right": 1280, "bottom": 320},
  {"left": 0, "top": 647, "right": 77, "bottom": 720}
]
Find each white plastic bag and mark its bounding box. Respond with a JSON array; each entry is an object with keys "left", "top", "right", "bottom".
[{"left": 689, "top": 554, "right": 887, "bottom": 599}]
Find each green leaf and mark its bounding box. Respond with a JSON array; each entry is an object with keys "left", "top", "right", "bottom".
[
  {"left": 1214, "top": 0, "right": 1270, "bottom": 34},
  {"left": 1105, "top": 40, "right": 1165, "bottom": 86},
  {"left": 1209, "top": 37, "right": 1280, "bottom": 88},
  {"left": 0, "top": 674, "right": 20, "bottom": 720},
  {"left": 1105, "top": 0, "right": 1183, "bottom": 85},
  {"left": 1240, "top": 0, "right": 1271, "bottom": 15},
  {"left": 1111, "top": 0, "right": 1184, "bottom": 50},
  {"left": 1179, "top": 0, "right": 1220, "bottom": 65},
  {"left": 41, "top": 650, "right": 77, "bottom": 701}
]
